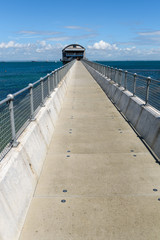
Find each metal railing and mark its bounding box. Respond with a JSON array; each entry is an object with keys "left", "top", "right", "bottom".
[
  {"left": 82, "top": 59, "right": 160, "bottom": 111},
  {"left": 0, "top": 60, "right": 75, "bottom": 161}
]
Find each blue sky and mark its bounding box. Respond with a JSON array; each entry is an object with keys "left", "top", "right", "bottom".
[{"left": 0, "top": 0, "right": 160, "bottom": 60}]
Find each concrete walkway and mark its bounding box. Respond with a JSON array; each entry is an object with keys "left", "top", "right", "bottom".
[{"left": 19, "top": 62, "right": 160, "bottom": 240}]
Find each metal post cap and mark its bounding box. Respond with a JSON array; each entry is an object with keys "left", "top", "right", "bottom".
[
  {"left": 7, "top": 94, "right": 14, "bottom": 100},
  {"left": 29, "top": 83, "right": 33, "bottom": 88}
]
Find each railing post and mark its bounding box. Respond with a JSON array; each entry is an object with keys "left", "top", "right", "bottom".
[
  {"left": 111, "top": 67, "right": 113, "bottom": 80},
  {"left": 61, "top": 68, "right": 63, "bottom": 80},
  {"left": 118, "top": 69, "right": 122, "bottom": 86},
  {"left": 112, "top": 68, "right": 115, "bottom": 81},
  {"left": 58, "top": 69, "right": 60, "bottom": 83},
  {"left": 40, "top": 78, "right": 45, "bottom": 107},
  {"left": 47, "top": 74, "right": 51, "bottom": 97},
  {"left": 51, "top": 71, "right": 55, "bottom": 90},
  {"left": 145, "top": 77, "right": 151, "bottom": 105},
  {"left": 29, "top": 83, "right": 35, "bottom": 120},
  {"left": 133, "top": 73, "right": 137, "bottom": 96},
  {"left": 113, "top": 68, "right": 116, "bottom": 82},
  {"left": 57, "top": 70, "right": 59, "bottom": 84},
  {"left": 115, "top": 68, "right": 118, "bottom": 83},
  {"left": 50, "top": 72, "right": 53, "bottom": 91},
  {"left": 104, "top": 66, "right": 107, "bottom": 77},
  {"left": 108, "top": 67, "right": 110, "bottom": 79},
  {"left": 106, "top": 66, "right": 108, "bottom": 78},
  {"left": 55, "top": 71, "right": 57, "bottom": 86},
  {"left": 59, "top": 69, "right": 61, "bottom": 81},
  {"left": 7, "top": 94, "right": 19, "bottom": 147},
  {"left": 124, "top": 71, "right": 128, "bottom": 90}
]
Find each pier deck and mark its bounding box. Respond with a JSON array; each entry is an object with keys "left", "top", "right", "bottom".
[{"left": 19, "top": 61, "right": 160, "bottom": 240}]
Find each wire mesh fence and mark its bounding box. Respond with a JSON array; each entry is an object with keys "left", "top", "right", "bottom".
[
  {"left": 43, "top": 77, "right": 49, "bottom": 99},
  {"left": 0, "top": 60, "right": 75, "bottom": 161},
  {"left": 121, "top": 71, "right": 125, "bottom": 87},
  {"left": 82, "top": 59, "right": 160, "bottom": 112},
  {"left": 135, "top": 75, "right": 148, "bottom": 102},
  {"left": 33, "top": 83, "right": 42, "bottom": 113},
  {"left": 14, "top": 90, "right": 31, "bottom": 135},
  {"left": 149, "top": 81, "right": 160, "bottom": 110},
  {"left": 50, "top": 74, "right": 54, "bottom": 92},
  {"left": 127, "top": 72, "right": 135, "bottom": 93},
  {"left": 0, "top": 101, "right": 12, "bottom": 159}
]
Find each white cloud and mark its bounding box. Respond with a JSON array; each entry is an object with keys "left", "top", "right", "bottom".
[
  {"left": 120, "top": 46, "right": 136, "bottom": 52},
  {"left": 35, "top": 48, "right": 42, "bottom": 53},
  {"left": 1, "top": 39, "right": 160, "bottom": 61},
  {"left": 18, "top": 30, "right": 60, "bottom": 36},
  {"left": 129, "top": 30, "right": 160, "bottom": 46},
  {"left": 0, "top": 41, "right": 29, "bottom": 49},
  {"left": 19, "top": 31, "right": 37, "bottom": 35},
  {"left": 86, "top": 40, "right": 160, "bottom": 60},
  {"left": 139, "top": 31, "right": 160, "bottom": 36},
  {"left": 15, "top": 27, "right": 97, "bottom": 44},
  {"left": 48, "top": 37, "right": 70, "bottom": 41},
  {"left": 0, "top": 41, "right": 64, "bottom": 60},
  {"left": 65, "top": 26, "right": 82, "bottom": 30},
  {"left": 39, "top": 40, "right": 46, "bottom": 47},
  {"left": 64, "top": 26, "right": 92, "bottom": 32},
  {"left": 88, "top": 40, "right": 118, "bottom": 50}
]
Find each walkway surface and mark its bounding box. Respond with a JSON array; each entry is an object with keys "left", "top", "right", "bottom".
[{"left": 20, "top": 62, "right": 160, "bottom": 240}]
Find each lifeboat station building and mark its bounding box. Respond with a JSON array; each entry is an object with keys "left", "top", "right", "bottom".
[{"left": 62, "top": 44, "right": 85, "bottom": 64}]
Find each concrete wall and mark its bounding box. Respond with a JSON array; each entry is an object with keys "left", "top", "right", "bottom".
[
  {"left": 0, "top": 63, "right": 75, "bottom": 240},
  {"left": 83, "top": 62, "right": 160, "bottom": 160}
]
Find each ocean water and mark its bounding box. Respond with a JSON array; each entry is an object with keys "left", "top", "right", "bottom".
[
  {"left": 0, "top": 61, "right": 160, "bottom": 101},
  {"left": 0, "top": 61, "right": 62, "bottom": 100}
]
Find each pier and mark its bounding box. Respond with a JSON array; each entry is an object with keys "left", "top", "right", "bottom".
[{"left": 1, "top": 61, "right": 160, "bottom": 239}]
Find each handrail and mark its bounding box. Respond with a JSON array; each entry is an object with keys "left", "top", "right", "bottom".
[
  {"left": 0, "top": 60, "right": 75, "bottom": 161},
  {"left": 82, "top": 59, "right": 160, "bottom": 112}
]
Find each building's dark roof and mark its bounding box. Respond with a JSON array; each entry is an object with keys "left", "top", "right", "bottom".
[{"left": 62, "top": 44, "right": 85, "bottom": 52}]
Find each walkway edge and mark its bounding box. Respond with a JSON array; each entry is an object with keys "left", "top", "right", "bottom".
[
  {"left": 0, "top": 63, "right": 75, "bottom": 240},
  {"left": 83, "top": 61, "right": 160, "bottom": 160}
]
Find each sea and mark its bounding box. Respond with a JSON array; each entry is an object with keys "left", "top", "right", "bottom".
[
  {"left": 0, "top": 61, "right": 62, "bottom": 101},
  {"left": 0, "top": 60, "right": 160, "bottom": 101}
]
